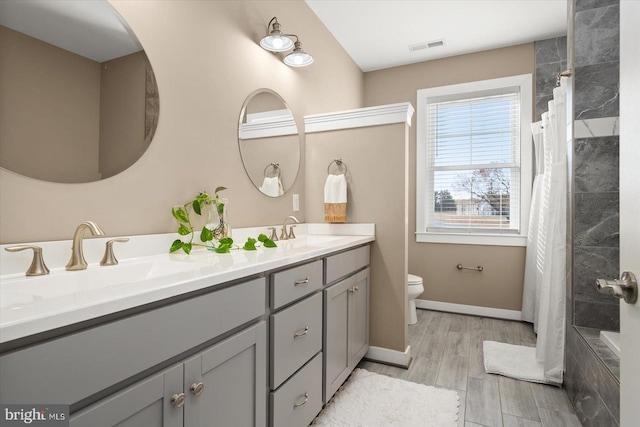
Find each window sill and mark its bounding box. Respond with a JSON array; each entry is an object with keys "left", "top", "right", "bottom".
[{"left": 415, "top": 232, "right": 527, "bottom": 247}]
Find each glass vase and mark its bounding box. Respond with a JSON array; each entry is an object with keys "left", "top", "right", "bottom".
[{"left": 206, "top": 198, "right": 231, "bottom": 241}]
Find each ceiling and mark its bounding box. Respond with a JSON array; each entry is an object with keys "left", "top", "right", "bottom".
[
  {"left": 0, "top": 0, "right": 142, "bottom": 63},
  {"left": 305, "top": 0, "right": 568, "bottom": 72}
]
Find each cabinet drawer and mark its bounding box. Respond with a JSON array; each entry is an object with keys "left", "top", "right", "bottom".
[
  {"left": 270, "top": 353, "right": 323, "bottom": 427},
  {"left": 325, "top": 245, "right": 370, "bottom": 284},
  {"left": 0, "top": 278, "right": 266, "bottom": 406},
  {"left": 270, "top": 293, "right": 322, "bottom": 389},
  {"left": 271, "top": 260, "right": 322, "bottom": 309}
]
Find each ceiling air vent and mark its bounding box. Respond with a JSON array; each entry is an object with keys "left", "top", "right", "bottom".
[
  {"left": 408, "top": 39, "right": 446, "bottom": 52},
  {"left": 427, "top": 39, "right": 445, "bottom": 48}
]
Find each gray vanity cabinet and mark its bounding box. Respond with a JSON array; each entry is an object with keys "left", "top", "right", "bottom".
[
  {"left": 268, "top": 260, "right": 324, "bottom": 427},
  {"left": 323, "top": 267, "right": 370, "bottom": 403},
  {"left": 70, "top": 365, "right": 183, "bottom": 427},
  {"left": 71, "top": 322, "right": 266, "bottom": 427},
  {"left": 183, "top": 321, "right": 267, "bottom": 427}
]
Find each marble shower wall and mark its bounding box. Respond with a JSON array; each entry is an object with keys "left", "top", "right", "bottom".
[
  {"left": 535, "top": 36, "right": 568, "bottom": 121},
  {"left": 572, "top": 0, "right": 620, "bottom": 331},
  {"left": 564, "top": 0, "right": 621, "bottom": 425}
]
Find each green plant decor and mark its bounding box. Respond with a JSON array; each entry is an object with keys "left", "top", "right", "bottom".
[{"left": 170, "top": 187, "right": 277, "bottom": 254}]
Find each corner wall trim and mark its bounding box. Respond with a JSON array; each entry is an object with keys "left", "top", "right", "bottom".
[
  {"left": 415, "top": 299, "right": 522, "bottom": 321},
  {"left": 304, "top": 102, "right": 415, "bottom": 133},
  {"left": 365, "top": 345, "right": 411, "bottom": 368}
]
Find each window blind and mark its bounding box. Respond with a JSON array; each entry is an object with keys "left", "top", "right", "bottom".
[{"left": 426, "top": 91, "right": 521, "bottom": 233}]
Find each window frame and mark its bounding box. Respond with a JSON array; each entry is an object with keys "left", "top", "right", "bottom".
[{"left": 416, "top": 74, "right": 533, "bottom": 247}]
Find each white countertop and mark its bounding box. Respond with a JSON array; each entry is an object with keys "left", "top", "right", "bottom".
[{"left": 0, "top": 224, "right": 374, "bottom": 344}]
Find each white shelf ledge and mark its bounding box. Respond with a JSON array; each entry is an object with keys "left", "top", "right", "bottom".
[{"left": 304, "top": 102, "right": 415, "bottom": 133}]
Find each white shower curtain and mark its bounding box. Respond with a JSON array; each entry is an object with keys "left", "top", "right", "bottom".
[{"left": 521, "top": 77, "right": 568, "bottom": 384}]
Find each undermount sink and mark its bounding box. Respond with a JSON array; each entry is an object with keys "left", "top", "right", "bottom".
[{"left": 1, "top": 259, "right": 206, "bottom": 311}]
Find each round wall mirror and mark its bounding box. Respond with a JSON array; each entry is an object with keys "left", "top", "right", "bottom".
[
  {"left": 0, "top": 0, "right": 159, "bottom": 183},
  {"left": 238, "top": 89, "right": 301, "bottom": 198}
]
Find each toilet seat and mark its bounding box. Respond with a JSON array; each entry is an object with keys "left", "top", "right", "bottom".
[{"left": 408, "top": 274, "right": 423, "bottom": 285}]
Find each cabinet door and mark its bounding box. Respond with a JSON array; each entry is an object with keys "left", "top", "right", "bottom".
[
  {"left": 184, "top": 321, "right": 267, "bottom": 427},
  {"left": 323, "top": 275, "right": 353, "bottom": 403},
  {"left": 349, "top": 268, "right": 370, "bottom": 368},
  {"left": 70, "top": 364, "right": 183, "bottom": 427}
]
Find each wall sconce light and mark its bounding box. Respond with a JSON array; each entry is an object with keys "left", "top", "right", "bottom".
[{"left": 260, "top": 17, "right": 314, "bottom": 67}]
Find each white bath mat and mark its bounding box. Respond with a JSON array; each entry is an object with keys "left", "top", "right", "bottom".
[
  {"left": 312, "top": 368, "right": 459, "bottom": 426},
  {"left": 483, "top": 340, "right": 554, "bottom": 384}
]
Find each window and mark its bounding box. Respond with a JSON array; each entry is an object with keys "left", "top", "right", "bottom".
[{"left": 416, "top": 75, "right": 532, "bottom": 246}]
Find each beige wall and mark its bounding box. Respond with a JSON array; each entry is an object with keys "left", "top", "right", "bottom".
[
  {"left": 306, "top": 124, "right": 409, "bottom": 353},
  {"left": 99, "top": 51, "right": 148, "bottom": 179},
  {"left": 364, "top": 44, "right": 534, "bottom": 311},
  {"left": 0, "top": 26, "right": 101, "bottom": 183},
  {"left": 0, "top": 0, "right": 364, "bottom": 244}
]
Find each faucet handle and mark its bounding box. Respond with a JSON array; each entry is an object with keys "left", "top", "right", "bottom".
[
  {"left": 5, "top": 245, "right": 50, "bottom": 276},
  {"left": 100, "top": 238, "right": 129, "bottom": 266},
  {"left": 287, "top": 225, "right": 297, "bottom": 239},
  {"left": 267, "top": 227, "right": 279, "bottom": 242}
]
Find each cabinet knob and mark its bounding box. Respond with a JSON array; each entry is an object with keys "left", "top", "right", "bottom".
[
  {"left": 348, "top": 287, "right": 355, "bottom": 293},
  {"left": 294, "top": 277, "right": 309, "bottom": 286},
  {"left": 190, "top": 382, "right": 205, "bottom": 397},
  {"left": 354, "top": 286, "right": 359, "bottom": 292},
  {"left": 293, "top": 326, "right": 309, "bottom": 339},
  {"left": 171, "top": 392, "right": 186, "bottom": 408},
  {"left": 293, "top": 392, "right": 309, "bottom": 409}
]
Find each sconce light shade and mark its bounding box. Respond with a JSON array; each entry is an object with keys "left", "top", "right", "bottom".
[
  {"left": 260, "top": 18, "right": 295, "bottom": 52},
  {"left": 260, "top": 17, "right": 314, "bottom": 67},
  {"left": 283, "top": 41, "right": 314, "bottom": 67}
]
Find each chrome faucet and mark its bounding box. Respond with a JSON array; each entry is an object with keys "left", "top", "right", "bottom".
[
  {"left": 66, "top": 221, "right": 105, "bottom": 271},
  {"left": 280, "top": 216, "right": 300, "bottom": 240}
]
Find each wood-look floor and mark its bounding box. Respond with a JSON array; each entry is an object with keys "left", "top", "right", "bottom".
[{"left": 359, "top": 309, "right": 582, "bottom": 427}]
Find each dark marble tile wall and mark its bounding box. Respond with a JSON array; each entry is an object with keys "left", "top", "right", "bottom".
[
  {"left": 564, "top": 0, "right": 621, "bottom": 424},
  {"left": 565, "top": 327, "right": 620, "bottom": 426},
  {"left": 535, "top": 36, "right": 568, "bottom": 120},
  {"left": 571, "top": 0, "right": 620, "bottom": 331}
]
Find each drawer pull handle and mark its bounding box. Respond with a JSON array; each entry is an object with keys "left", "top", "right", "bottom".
[
  {"left": 190, "top": 382, "right": 205, "bottom": 397},
  {"left": 171, "top": 392, "right": 186, "bottom": 408},
  {"left": 293, "top": 326, "right": 309, "bottom": 339},
  {"left": 294, "top": 277, "right": 309, "bottom": 286},
  {"left": 293, "top": 392, "right": 309, "bottom": 409}
]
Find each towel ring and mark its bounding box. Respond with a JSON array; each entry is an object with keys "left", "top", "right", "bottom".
[
  {"left": 264, "top": 163, "right": 281, "bottom": 178},
  {"left": 327, "top": 159, "right": 348, "bottom": 175}
]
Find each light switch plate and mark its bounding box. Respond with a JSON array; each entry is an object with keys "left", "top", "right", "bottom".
[{"left": 293, "top": 194, "right": 300, "bottom": 211}]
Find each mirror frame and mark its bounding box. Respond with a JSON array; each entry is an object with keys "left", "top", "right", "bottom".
[{"left": 237, "top": 88, "right": 301, "bottom": 198}]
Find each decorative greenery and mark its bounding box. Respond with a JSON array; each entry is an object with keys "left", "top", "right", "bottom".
[{"left": 170, "top": 187, "right": 277, "bottom": 254}]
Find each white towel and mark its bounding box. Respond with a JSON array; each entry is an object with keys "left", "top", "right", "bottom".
[
  {"left": 324, "top": 174, "right": 347, "bottom": 203},
  {"left": 260, "top": 176, "right": 283, "bottom": 197},
  {"left": 483, "top": 341, "right": 556, "bottom": 385}
]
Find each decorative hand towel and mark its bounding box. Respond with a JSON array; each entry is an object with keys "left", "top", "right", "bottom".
[
  {"left": 260, "top": 176, "right": 283, "bottom": 197},
  {"left": 324, "top": 174, "right": 347, "bottom": 223}
]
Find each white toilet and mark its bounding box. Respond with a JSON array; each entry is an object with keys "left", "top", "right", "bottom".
[{"left": 407, "top": 274, "right": 424, "bottom": 325}]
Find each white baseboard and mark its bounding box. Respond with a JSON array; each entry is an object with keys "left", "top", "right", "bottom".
[
  {"left": 415, "top": 299, "right": 522, "bottom": 321},
  {"left": 365, "top": 345, "right": 412, "bottom": 368}
]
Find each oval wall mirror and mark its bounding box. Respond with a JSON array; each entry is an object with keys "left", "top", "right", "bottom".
[
  {"left": 238, "top": 89, "right": 301, "bottom": 198},
  {"left": 0, "top": 0, "right": 159, "bottom": 183}
]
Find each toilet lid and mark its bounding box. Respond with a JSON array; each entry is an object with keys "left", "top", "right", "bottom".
[{"left": 408, "top": 274, "right": 423, "bottom": 285}]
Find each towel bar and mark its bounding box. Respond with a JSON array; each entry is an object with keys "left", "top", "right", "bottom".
[
  {"left": 457, "top": 264, "right": 483, "bottom": 272},
  {"left": 327, "top": 159, "right": 348, "bottom": 175},
  {"left": 264, "top": 162, "right": 281, "bottom": 178}
]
